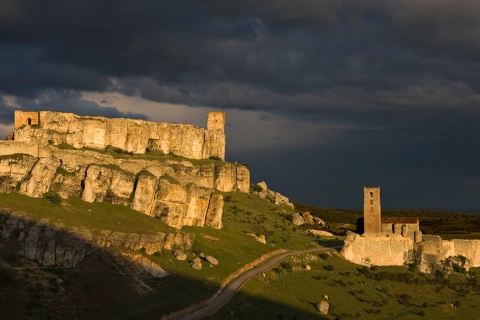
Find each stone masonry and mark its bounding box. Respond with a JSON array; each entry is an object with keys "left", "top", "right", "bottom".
[
  {"left": 341, "top": 187, "right": 480, "bottom": 272},
  {"left": 12, "top": 110, "right": 226, "bottom": 160}
]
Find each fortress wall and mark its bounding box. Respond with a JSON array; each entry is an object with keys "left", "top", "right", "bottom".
[
  {"left": 13, "top": 111, "right": 226, "bottom": 160},
  {"left": 415, "top": 237, "right": 480, "bottom": 273},
  {"left": 446, "top": 239, "right": 480, "bottom": 267},
  {"left": 0, "top": 141, "right": 39, "bottom": 157},
  {"left": 341, "top": 233, "right": 414, "bottom": 266}
]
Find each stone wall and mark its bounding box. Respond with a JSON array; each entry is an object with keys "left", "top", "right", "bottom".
[
  {"left": 13, "top": 110, "right": 226, "bottom": 160},
  {"left": 342, "top": 232, "right": 480, "bottom": 272},
  {"left": 415, "top": 235, "right": 480, "bottom": 273},
  {"left": 341, "top": 233, "right": 415, "bottom": 266}
]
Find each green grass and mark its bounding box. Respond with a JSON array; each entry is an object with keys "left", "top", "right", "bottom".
[
  {"left": 0, "top": 193, "right": 176, "bottom": 234},
  {"left": 212, "top": 253, "right": 480, "bottom": 319}
]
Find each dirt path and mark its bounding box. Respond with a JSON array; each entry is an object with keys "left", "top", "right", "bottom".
[{"left": 175, "top": 245, "right": 343, "bottom": 320}]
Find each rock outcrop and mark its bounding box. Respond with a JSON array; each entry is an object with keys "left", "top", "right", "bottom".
[
  {"left": 0, "top": 210, "right": 194, "bottom": 268},
  {"left": 251, "top": 181, "right": 294, "bottom": 209},
  {"left": 292, "top": 212, "right": 305, "bottom": 226},
  {"left": 0, "top": 149, "right": 249, "bottom": 229},
  {"left": 13, "top": 110, "right": 225, "bottom": 160}
]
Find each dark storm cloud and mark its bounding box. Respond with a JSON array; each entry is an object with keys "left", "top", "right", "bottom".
[
  {"left": 1, "top": 0, "right": 480, "bottom": 209},
  {"left": 2, "top": 0, "right": 480, "bottom": 117},
  {"left": 0, "top": 91, "right": 147, "bottom": 125}
]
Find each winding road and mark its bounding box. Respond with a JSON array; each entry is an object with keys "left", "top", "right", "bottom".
[{"left": 179, "top": 245, "right": 343, "bottom": 320}]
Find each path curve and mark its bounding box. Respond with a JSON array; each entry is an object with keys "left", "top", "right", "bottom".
[{"left": 179, "top": 245, "right": 343, "bottom": 320}]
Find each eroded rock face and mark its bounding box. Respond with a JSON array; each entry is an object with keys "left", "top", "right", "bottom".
[
  {"left": 19, "top": 158, "right": 61, "bottom": 198},
  {"left": 14, "top": 111, "right": 225, "bottom": 160},
  {"left": 0, "top": 210, "right": 194, "bottom": 268},
  {"left": 251, "top": 181, "right": 294, "bottom": 209},
  {"left": 0, "top": 150, "right": 250, "bottom": 229},
  {"left": 0, "top": 154, "right": 37, "bottom": 193}
]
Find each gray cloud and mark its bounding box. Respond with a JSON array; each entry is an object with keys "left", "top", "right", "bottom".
[{"left": 1, "top": 0, "right": 480, "bottom": 209}]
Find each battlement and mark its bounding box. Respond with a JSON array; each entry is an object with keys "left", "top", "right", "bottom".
[{"left": 10, "top": 110, "right": 226, "bottom": 160}]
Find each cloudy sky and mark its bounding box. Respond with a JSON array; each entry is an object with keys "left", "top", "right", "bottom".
[{"left": 1, "top": 0, "right": 480, "bottom": 210}]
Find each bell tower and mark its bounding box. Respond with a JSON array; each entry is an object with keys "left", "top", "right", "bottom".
[{"left": 364, "top": 186, "right": 381, "bottom": 234}]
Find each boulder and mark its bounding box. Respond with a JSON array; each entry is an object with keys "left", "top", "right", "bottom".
[
  {"left": 307, "top": 229, "right": 335, "bottom": 237},
  {"left": 173, "top": 250, "right": 187, "bottom": 261},
  {"left": 206, "top": 255, "right": 218, "bottom": 266},
  {"left": 292, "top": 213, "right": 305, "bottom": 226},
  {"left": 191, "top": 257, "right": 203, "bottom": 270},
  {"left": 302, "top": 212, "right": 315, "bottom": 225},
  {"left": 317, "top": 301, "right": 329, "bottom": 315}
]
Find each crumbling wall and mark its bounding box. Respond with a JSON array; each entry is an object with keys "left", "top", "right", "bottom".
[
  {"left": 341, "top": 233, "right": 414, "bottom": 266},
  {"left": 14, "top": 110, "right": 40, "bottom": 129},
  {"left": 13, "top": 111, "right": 226, "bottom": 160},
  {"left": 415, "top": 235, "right": 480, "bottom": 273}
]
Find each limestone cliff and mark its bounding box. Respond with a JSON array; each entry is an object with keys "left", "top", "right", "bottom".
[
  {"left": 0, "top": 148, "right": 249, "bottom": 229},
  {"left": 13, "top": 111, "right": 225, "bottom": 160}
]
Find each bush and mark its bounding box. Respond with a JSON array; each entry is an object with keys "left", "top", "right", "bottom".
[
  {"left": 323, "top": 264, "right": 335, "bottom": 272},
  {"left": 44, "top": 192, "right": 62, "bottom": 204},
  {"left": 208, "top": 156, "right": 222, "bottom": 161},
  {"left": 250, "top": 184, "right": 263, "bottom": 193}
]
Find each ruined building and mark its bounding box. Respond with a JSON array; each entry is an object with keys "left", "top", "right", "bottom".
[{"left": 342, "top": 187, "right": 480, "bottom": 272}]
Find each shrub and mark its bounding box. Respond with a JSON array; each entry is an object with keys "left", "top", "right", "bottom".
[
  {"left": 44, "top": 192, "right": 62, "bottom": 204},
  {"left": 208, "top": 156, "right": 222, "bottom": 161},
  {"left": 319, "top": 252, "right": 329, "bottom": 260},
  {"left": 323, "top": 264, "right": 335, "bottom": 272},
  {"left": 250, "top": 184, "right": 263, "bottom": 193}
]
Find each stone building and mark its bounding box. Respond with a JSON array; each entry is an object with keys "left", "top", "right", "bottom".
[{"left": 361, "top": 186, "right": 422, "bottom": 242}]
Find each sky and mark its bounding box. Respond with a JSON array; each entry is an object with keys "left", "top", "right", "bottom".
[{"left": 1, "top": 0, "right": 480, "bottom": 211}]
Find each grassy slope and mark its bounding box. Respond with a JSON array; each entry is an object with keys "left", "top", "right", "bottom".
[
  {"left": 0, "top": 191, "right": 326, "bottom": 319},
  {"left": 212, "top": 253, "right": 480, "bottom": 320},
  {"left": 1, "top": 189, "right": 480, "bottom": 319}
]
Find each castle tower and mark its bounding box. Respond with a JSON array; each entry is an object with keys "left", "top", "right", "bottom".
[
  {"left": 207, "top": 112, "right": 225, "bottom": 132},
  {"left": 14, "top": 110, "right": 40, "bottom": 129},
  {"left": 364, "top": 186, "right": 381, "bottom": 234}
]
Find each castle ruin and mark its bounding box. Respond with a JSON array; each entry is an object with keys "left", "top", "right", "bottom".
[
  {"left": 9, "top": 110, "right": 226, "bottom": 160},
  {"left": 0, "top": 110, "right": 250, "bottom": 230}
]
